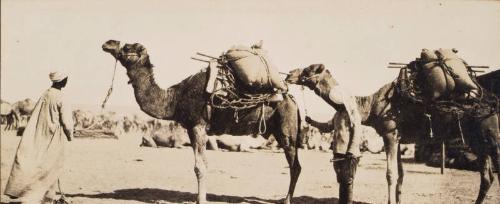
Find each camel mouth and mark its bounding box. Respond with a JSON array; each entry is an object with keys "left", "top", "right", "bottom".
[
  {"left": 102, "top": 40, "right": 121, "bottom": 58},
  {"left": 285, "top": 68, "right": 304, "bottom": 84},
  {"left": 102, "top": 40, "right": 150, "bottom": 67}
]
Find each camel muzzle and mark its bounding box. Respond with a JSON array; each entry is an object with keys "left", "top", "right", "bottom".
[
  {"left": 102, "top": 40, "right": 121, "bottom": 58},
  {"left": 285, "top": 69, "right": 303, "bottom": 84}
]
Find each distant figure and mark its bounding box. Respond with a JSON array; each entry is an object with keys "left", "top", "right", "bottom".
[{"left": 4, "top": 71, "right": 73, "bottom": 204}]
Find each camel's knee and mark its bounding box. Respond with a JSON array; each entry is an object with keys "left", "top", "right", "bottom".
[
  {"left": 194, "top": 166, "right": 206, "bottom": 179},
  {"left": 294, "top": 162, "right": 302, "bottom": 174},
  {"left": 386, "top": 171, "right": 398, "bottom": 185},
  {"left": 397, "top": 170, "right": 404, "bottom": 182}
]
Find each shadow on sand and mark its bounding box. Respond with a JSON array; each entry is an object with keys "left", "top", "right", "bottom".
[{"left": 67, "top": 188, "right": 371, "bottom": 204}]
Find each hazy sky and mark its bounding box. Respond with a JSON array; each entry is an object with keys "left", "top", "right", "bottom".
[{"left": 2, "top": 0, "right": 499, "bottom": 120}]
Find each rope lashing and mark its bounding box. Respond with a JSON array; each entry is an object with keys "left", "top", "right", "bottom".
[
  {"left": 455, "top": 112, "right": 466, "bottom": 145},
  {"left": 301, "top": 85, "right": 309, "bottom": 117},
  {"left": 194, "top": 53, "right": 275, "bottom": 134},
  {"left": 101, "top": 59, "right": 118, "bottom": 110},
  {"left": 55, "top": 179, "right": 69, "bottom": 204},
  {"left": 259, "top": 103, "right": 267, "bottom": 135},
  {"left": 425, "top": 113, "right": 433, "bottom": 138}
]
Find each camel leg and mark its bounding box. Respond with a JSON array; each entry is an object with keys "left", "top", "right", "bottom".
[
  {"left": 475, "top": 155, "right": 494, "bottom": 204},
  {"left": 283, "top": 144, "right": 301, "bottom": 204},
  {"left": 396, "top": 144, "right": 404, "bottom": 203},
  {"left": 383, "top": 130, "right": 400, "bottom": 204},
  {"left": 274, "top": 97, "right": 302, "bottom": 204},
  {"left": 187, "top": 125, "right": 209, "bottom": 204},
  {"left": 274, "top": 129, "right": 301, "bottom": 204},
  {"left": 483, "top": 114, "right": 500, "bottom": 185}
]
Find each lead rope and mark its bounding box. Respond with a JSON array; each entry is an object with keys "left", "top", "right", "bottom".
[
  {"left": 56, "top": 179, "right": 68, "bottom": 204},
  {"left": 301, "top": 85, "right": 309, "bottom": 118},
  {"left": 425, "top": 113, "right": 433, "bottom": 138},
  {"left": 455, "top": 112, "right": 466, "bottom": 145},
  {"left": 101, "top": 59, "right": 118, "bottom": 110},
  {"left": 258, "top": 103, "right": 267, "bottom": 135}
]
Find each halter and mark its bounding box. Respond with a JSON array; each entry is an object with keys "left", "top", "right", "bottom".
[
  {"left": 299, "top": 72, "right": 322, "bottom": 88},
  {"left": 101, "top": 51, "right": 142, "bottom": 110}
]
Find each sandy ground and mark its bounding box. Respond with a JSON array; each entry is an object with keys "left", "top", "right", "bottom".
[{"left": 1, "top": 130, "right": 499, "bottom": 204}]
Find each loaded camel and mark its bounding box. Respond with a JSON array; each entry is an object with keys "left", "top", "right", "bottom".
[
  {"left": 286, "top": 64, "right": 499, "bottom": 204},
  {"left": 102, "top": 40, "right": 302, "bottom": 204}
]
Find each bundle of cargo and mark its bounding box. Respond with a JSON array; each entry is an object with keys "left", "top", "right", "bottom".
[
  {"left": 194, "top": 41, "right": 287, "bottom": 96},
  {"left": 221, "top": 42, "right": 287, "bottom": 93},
  {"left": 390, "top": 48, "right": 487, "bottom": 102},
  {"left": 419, "top": 48, "right": 479, "bottom": 100}
]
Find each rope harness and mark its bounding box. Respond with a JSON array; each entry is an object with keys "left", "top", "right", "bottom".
[
  {"left": 208, "top": 61, "right": 274, "bottom": 135},
  {"left": 395, "top": 59, "right": 498, "bottom": 145},
  {"left": 101, "top": 59, "right": 118, "bottom": 110},
  {"left": 53, "top": 179, "right": 69, "bottom": 204}
]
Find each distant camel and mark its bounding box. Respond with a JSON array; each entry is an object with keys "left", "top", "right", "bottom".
[
  {"left": 12, "top": 98, "right": 35, "bottom": 126},
  {"left": 102, "top": 40, "right": 301, "bottom": 204},
  {"left": 1, "top": 100, "right": 19, "bottom": 130},
  {"left": 286, "top": 64, "right": 499, "bottom": 204}
]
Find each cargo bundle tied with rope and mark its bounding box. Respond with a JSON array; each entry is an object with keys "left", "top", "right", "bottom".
[
  {"left": 193, "top": 41, "right": 288, "bottom": 134},
  {"left": 391, "top": 48, "right": 498, "bottom": 143}
]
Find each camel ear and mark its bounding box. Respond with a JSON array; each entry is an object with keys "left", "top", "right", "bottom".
[
  {"left": 315, "top": 64, "right": 325, "bottom": 73},
  {"left": 132, "top": 43, "right": 147, "bottom": 56}
]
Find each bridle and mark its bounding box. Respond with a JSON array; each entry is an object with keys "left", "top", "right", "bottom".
[{"left": 299, "top": 71, "right": 322, "bottom": 88}]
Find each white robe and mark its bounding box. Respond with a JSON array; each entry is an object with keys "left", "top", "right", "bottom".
[{"left": 4, "top": 88, "right": 73, "bottom": 202}]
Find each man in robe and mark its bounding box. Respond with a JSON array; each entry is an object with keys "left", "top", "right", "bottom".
[{"left": 4, "top": 71, "right": 73, "bottom": 204}]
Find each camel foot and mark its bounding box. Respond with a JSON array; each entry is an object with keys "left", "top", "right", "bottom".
[{"left": 283, "top": 196, "right": 292, "bottom": 204}]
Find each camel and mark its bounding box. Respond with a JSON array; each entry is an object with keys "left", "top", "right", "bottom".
[
  {"left": 141, "top": 120, "right": 190, "bottom": 148},
  {"left": 300, "top": 125, "right": 332, "bottom": 151},
  {"left": 1, "top": 100, "right": 19, "bottom": 130},
  {"left": 102, "top": 40, "right": 302, "bottom": 204},
  {"left": 12, "top": 98, "right": 35, "bottom": 126},
  {"left": 73, "top": 109, "right": 96, "bottom": 129},
  {"left": 286, "top": 64, "right": 499, "bottom": 204}
]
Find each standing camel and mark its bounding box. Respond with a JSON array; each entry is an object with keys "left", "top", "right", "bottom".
[
  {"left": 1, "top": 100, "right": 19, "bottom": 130},
  {"left": 12, "top": 98, "right": 35, "bottom": 126},
  {"left": 102, "top": 40, "right": 301, "bottom": 204},
  {"left": 286, "top": 64, "right": 499, "bottom": 204}
]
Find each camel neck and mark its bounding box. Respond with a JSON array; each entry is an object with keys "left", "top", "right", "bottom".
[
  {"left": 127, "top": 65, "right": 177, "bottom": 119},
  {"left": 314, "top": 77, "right": 346, "bottom": 111}
]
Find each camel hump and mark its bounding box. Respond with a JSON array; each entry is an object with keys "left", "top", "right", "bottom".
[{"left": 1, "top": 101, "right": 13, "bottom": 115}]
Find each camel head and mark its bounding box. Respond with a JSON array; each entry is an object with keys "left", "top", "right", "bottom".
[
  {"left": 285, "top": 64, "right": 338, "bottom": 90},
  {"left": 102, "top": 40, "right": 152, "bottom": 69}
]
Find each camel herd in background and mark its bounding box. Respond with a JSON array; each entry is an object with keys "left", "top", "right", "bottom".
[
  {"left": 0, "top": 99, "right": 385, "bottom": 154},
  {"left": 0, "top": 98, "right": 36, "bottom": 130}
]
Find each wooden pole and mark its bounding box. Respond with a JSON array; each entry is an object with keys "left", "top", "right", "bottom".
[
  {"left": 467, "top": 65, "right": 489, "bottom": 69},
  {"left": 191, "top": 57, "right": 210, "bottom": 63},
  {"left": 389, "top": 62, "right": 408, "bottom": 65},
  {"left": 441, "top": 141, "right": 446, "bottom": 174},
  {"left": 196, "top": 52, "right": 219, "bottom": 60}
]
